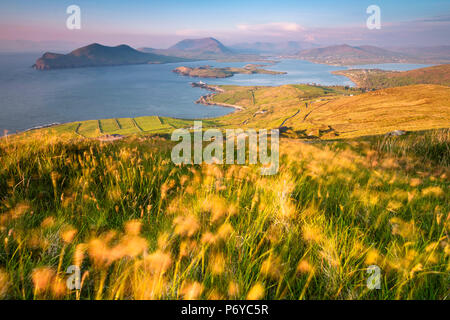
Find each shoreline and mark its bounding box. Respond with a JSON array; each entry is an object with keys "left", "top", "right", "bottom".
[{"left": 192, "top": 82, "right": 244, "bottom": 112}]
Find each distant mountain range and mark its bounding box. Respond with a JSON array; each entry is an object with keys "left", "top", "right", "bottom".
[
  {"left": 296, "top": 44, "right": 412, "bottom": 65},
  {"left": 229, "top": 41, "right": 319, "bottom": 55},
  {"left": 295, "top": 44, "right": 450, "bottom": 65},
  {"left": 32, "top": 39, "right": 450, "bottom": 70},
  {"left": 139, "top": 37, "right": 239, "bottom": 60},
  {"left": 33, "top": 43, "right": 187, "bottom": 70},
  {"left": 388, "top": 46, "right": 450, "bottom": 64}
]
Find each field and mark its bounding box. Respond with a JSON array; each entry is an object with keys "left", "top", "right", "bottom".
[
  {"left": 333, "top": 64, "right": 450, "bottom": 90},
  {"left": 0, "top": 127, "right": 448, "bottom": 300},
  {"left": 48, "top": 83, "right": 449, "bottom": 141},
  {"left": 1, "top": 79, "right": 449, "bottom": 300}
]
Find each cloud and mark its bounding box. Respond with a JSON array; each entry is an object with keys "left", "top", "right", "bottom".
[{"left": 236, "top": 22, "right": 304, "bottom": 34}]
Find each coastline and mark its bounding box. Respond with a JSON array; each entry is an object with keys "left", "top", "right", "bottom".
[{"left": 192, "top": 82, "right": 244, "bottom": 112}]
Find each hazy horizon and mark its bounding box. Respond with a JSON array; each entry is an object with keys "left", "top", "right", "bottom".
[{"left": 0, "top": 0, "right": 449, "bottom": 52}]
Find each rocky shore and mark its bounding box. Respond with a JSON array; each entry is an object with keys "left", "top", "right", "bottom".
[{"left": 192, "top": 82, "right": 243, "bottom": 112}]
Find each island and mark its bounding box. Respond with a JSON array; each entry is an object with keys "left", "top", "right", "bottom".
[
  {"left": 33, "top": 43, "right": 187, "bottom": 70},
  {"left": 173, "top": 64, "right": 286, "bottom": 78}
]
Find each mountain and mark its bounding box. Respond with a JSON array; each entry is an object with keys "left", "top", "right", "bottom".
[
  {"left": 139, "top": 37, "right": 241, "bottom": 60},
  {"left": 333, "top": 64, "right": 450, "bottom": 90},
  {"left": 169, "top": 37, "right": 232, "bottom": 54},
  {"left": 389, "top": 46, "right": 450, "bottom": 64},
  {"left": 33, "top": 43, "right": 187, "bottom": 70},
  {"left": 297, "top": 44, "right": 410, "bottom": 65},
  {"left": 230, "top": 41, "right": 318, "bottom": 55}
]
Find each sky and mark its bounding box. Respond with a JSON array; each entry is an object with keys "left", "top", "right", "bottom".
[{"left": 0, "top": 0, "right": 449, "bottom": 51}]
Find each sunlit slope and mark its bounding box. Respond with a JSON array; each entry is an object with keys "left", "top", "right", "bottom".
[
  {"left": 42, "top": 84, "right": 449, "bottom": 140},
  {"left": 0, "top": 128, "right": 448, "bottom": 299},
  {"left": 214, "top": 84, "right": 450, "bottom": 139},
  {"left": 51, "top": 116, "right": 197, "bottom": 137},
  {"left": 284, "top": 84, "right": 450, "bottom": 138}
]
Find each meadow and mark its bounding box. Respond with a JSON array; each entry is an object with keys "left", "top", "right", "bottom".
[
  {"left": 0, "top": 128, "right": 448, "bottom": 300},
  {"left": 48, "top": 83, "right": 449, "bottom": 141}
]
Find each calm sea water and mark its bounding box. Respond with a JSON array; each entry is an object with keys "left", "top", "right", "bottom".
[{"left": 0, "top": 53, "right": 428, "bottom": 133}]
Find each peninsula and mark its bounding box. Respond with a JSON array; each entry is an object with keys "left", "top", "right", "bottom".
[
  {"left": 333, "top": 64, "right": 450, "bottom": 89},
  {"left": 173, "top": 64, "right": 286, "bottom": 78}
]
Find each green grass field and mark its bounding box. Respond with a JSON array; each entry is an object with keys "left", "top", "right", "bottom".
[
  {"left": 1, "top": 81, "right": 449, "bottom": 300},
  {"left": 0, "top": 128, "right": 448, "bottom": 300}
]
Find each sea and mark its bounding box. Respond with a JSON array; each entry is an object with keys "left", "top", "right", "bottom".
[{"left": 0, "top": 52, "right": 430, "bottom": 133}]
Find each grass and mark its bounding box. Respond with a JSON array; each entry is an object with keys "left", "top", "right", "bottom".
[
  {"left": 45, "top": 83, "right": 449, "bottom": 140},
  {"left": 333, "top": 65, "right": 450, "bottom": 90},
  {"left": 0, "top": 128, "right": 448, "bottom": 300}
]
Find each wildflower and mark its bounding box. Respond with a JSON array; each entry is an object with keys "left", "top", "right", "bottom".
[
  {"left": 390, "top": 217, "right": 418, "bottom": 240},
  {"left": 201, "top": 232, "right": 217, "bottom": 245},
  {"left": 228, "top": 281, "right": 240, "bottom": 298},
  {"left": 0, "top": 269, "right": 9, "bottom": 298},
  {"left": 217, "top": 223, "right": 234, "bottom": 240},
  {"left": 120, "top": 235, "right": 148, "bottom": 257},
  {"left": 144, "top": 250, "right": 172, "bottom": 275},
  {"left": 201, "top": 196, "right": 227, "bottom": 223},
  {"left": 387, "top": 200, "right": 403, "bottom": 213},
  {"left": 246, "top": 283, "right": 265, "bottom": 300},
  {"left": 207, "top": 289, "right": 224, "bottom": 300},
  {"left": 125, "top": 220, "right": 142, "bottom": 236},
  {"left": 409, "top": 263, "right": 423, "bottom": 278},
  {"left": 173, "top": 215, "right": 199, "bottom": 237},
  {"left": 41, "top": 216, "right": 55, "bottom": 228},
  {"left": 179, "top": 240, "right": 198, "bottom": 258},
  {"left": 409, "top": 178, "right": 422, "bottom": 187},
  {"left": 260, "top": 255, "right": 283, "bottom": 279},
  {"left": 73, "top": 243, "right": 86, "bottom": 267},
  {"left": 302, "top": 224, "right": 323, "bottom": 243},
  {"left": 60, "top": 226, "right": 77, "bottom": 244},
  {"left": 32, "top": 267, "right": 55, "bottom": 293},
  {"left": 209, "top": 252, "right": 225, "bottom": 275},
  {"left": 52, "top": 276, "right": 67, "bottom": 298},
  {"left": 421, "top": 186, "right": 444, "bottom": 198},
  {"left": 365, "top": 249, "right": 380, "bottom": 265},
  {"left": 157, "top": 232, "right": 170, "bottom": 250},
  {"left": 296, "top": 259, "right": 313, "bottom": 274},
  {"left": 180, "top": 281, "right": 203, "bottom": 300}
]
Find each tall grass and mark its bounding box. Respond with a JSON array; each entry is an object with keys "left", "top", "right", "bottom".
[
  {"left": 378, "top": 129, "right": 449, "bottom": 167},
  {"left": 0, "top": 130, "right": 448, "bottom": 300}
]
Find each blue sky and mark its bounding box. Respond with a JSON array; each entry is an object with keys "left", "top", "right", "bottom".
[{"left": 1, "top": 0, "right": 449, "bottom": 49}]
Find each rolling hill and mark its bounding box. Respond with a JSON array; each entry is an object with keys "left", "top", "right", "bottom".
[
  {"left": 139, "top": 37, "right": 259, "bottom": 60},
  {"left": 297, "top": 44, "right": 411, "bottom": 65},
  {"left": 33, "top": 43, "right": 186, "bottom": 70},
  {"left": 333, "top": 64, "right": 450, "bottom": 89}
]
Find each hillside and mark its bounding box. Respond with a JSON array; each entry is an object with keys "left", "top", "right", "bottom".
[
  {"left": 1, "top": 123, "right": 448, "bottom": 300},
  {"left": 170, "top": 37, "right": 232, "bottom": 54},
  {"left": 208, "top": 84, "right": 450, "bottom": 139},
  {"left": 33, "top": 43, "right": 186, "bottom": 70},
  {"left": 333, "top": 64, "right": 450, "bottom": 89},
  {"left": 47, "top": 83, "right": 449, "bottom": 140},
  {"left": 140, "top": 37, "right": 259, "bottom": 61},
  {"left": 389, "top": 46, "right": 450, "bottom": 64},
  {"left": 297, "top": 44, "right": 411, "bottom": 66}
]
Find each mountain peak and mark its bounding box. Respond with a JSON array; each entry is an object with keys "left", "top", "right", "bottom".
[{"left": 169, "top": 37, "right": 232, "bottom": 54}]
